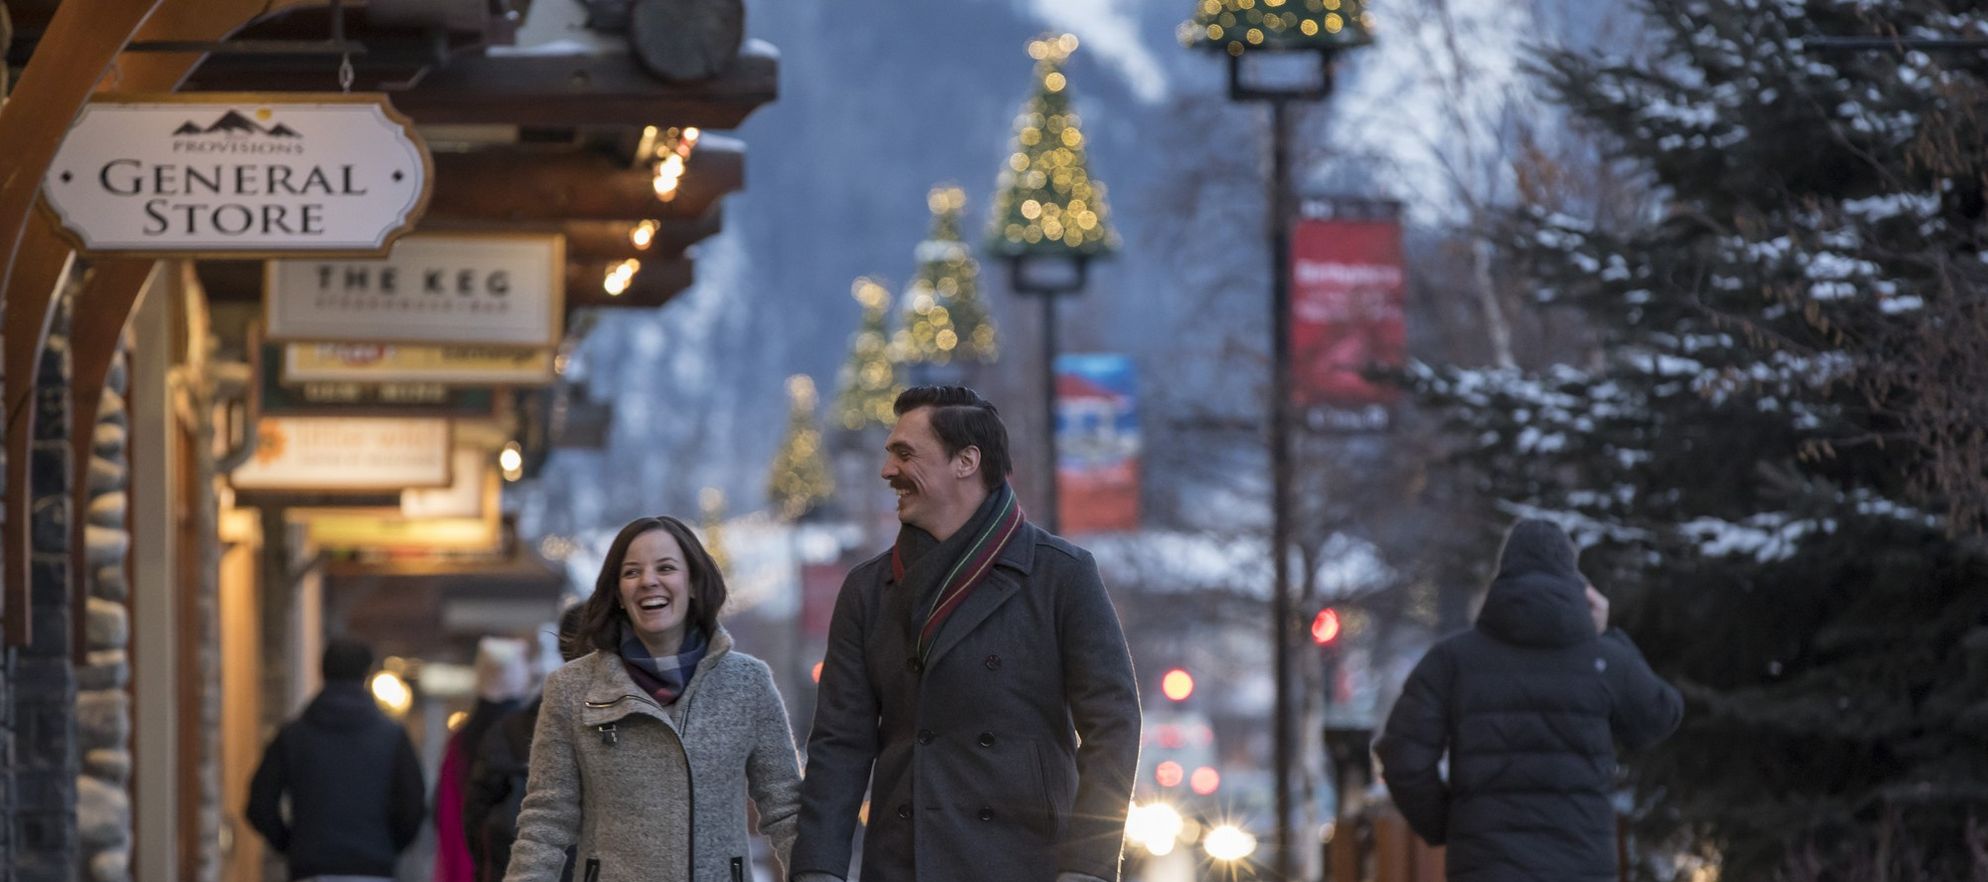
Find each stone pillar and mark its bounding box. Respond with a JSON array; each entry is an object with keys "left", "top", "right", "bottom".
[
  {"left": 17, "top": 284, "right": 77, "bottom": 882},
  {"left": 77, "top": 329, "right": 133, "bottom": 882}
]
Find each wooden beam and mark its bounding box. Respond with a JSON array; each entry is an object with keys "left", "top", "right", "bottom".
[
  {"left": 0, "top": 0, "right": 168, "bottom": 644},
  {"left": 564, "top": 257, "right": 693, "bottom": 310},
  {"left": 421, "top": 210, "right": 723, "bottom": 261},
  {"left": 427, "top": 137, "right": 744, "bottom": 222},
  {"left": 182, "top": 38, "right": 780, "bottom": 130},
  {"left": 69, "top": 260, "right": 156, "bottom": 666},
  {"left": 2, "top": 0, "right": 326, "bottom": 646}
]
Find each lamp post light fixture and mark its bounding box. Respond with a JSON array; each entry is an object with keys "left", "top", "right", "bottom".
[
  {"left": 1181, "top": 3, "right": 1373, "bottom": 880},
  {"left": 988, "top": 33, "right": 1119, "bottom": 535}
]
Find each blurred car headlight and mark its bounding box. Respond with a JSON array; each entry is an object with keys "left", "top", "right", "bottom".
[
  {"left": 1125, "top": 801, "right": 1185, "bottom": 853},
  {"left": 1203, "top": 824, "right": 1258, "bottom": 862}
]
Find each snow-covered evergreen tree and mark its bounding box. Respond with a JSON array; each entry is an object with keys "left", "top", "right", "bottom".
[{"left": 1408, "top": 1, "right": 1988, "bottom": 877}]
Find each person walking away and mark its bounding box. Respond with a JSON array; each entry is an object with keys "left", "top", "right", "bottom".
[
  {"left": 466, "top": 604, "right": 589, "bottom": 882},
  {"left": 791, "top": 385, "right": 1143, "bottom": 882},
  {"left": 504, "top": 515, "right": 803, "bottom": 882},
  {"left": 436, "top": 637, "right": 531, "bottom": 882},
  {"left": 1374, "top": 518, "right": 1683, "bottom": 882},
  {"left": 246, "top": 639, "right": 426, "bottom": 882}
]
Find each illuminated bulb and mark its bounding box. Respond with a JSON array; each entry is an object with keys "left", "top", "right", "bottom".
[
  {"left": 604, "top": 259, "right": 641, "bottom": 296},
  {"left": 630, "top": 219, "right": 659, "bottom": 250},
  {"left": 370, "top": 672, "right": 413, "bottom": 717},
  {"left": 499, "top": 441, "right": 525, "bottom": 482},
  {"left": 1203, "top": 825, "right": 1258, "bottom": 862}
]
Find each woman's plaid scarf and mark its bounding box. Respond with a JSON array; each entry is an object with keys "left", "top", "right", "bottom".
[
  {"left": 892, "top": 482, "right": 1025, "bottom": 665},
  {"left": 618, "top": 623, "right": 708, "bottom": 706}
]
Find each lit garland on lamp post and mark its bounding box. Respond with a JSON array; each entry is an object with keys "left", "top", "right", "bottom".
[
  {"left": 1180, "top": 3, "right": 1373, "bottom": 881},
  {"left": 832, "top": 277, "right": 904, "bottom": 431},
  {"left": 987, "top": 33, "right": 1118, "bottom": 535},
  {"left": 768, "top": 374, "right": 835, "bottom": 521},
  {"left": 896, "top": 184, "right": 1000, "bottom": 380},
  {"left": 699, "top": 487, "right": 730, "bottom": 575}
]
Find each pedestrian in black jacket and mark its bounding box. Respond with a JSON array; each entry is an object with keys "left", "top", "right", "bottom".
[
  {"left": 246, "top": 639, "right": 426, "bottom": 882},
  {"left": 1375, "top": 518, "right": 1683, "bottom": 882},
  {"left": 464, "top": 603, "right": 589, "bottom": 882}
]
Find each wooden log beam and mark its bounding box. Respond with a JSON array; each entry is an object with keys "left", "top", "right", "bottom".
[
  {"left": 427, "top": 136, "right": 743, "bottom": 222},
  {"left": 184, "top": 39, "right": 780, "bottom": 130},
  {"left": 420, "top": 210, "right": 723, "bottom": 262},
  {"left": 564, "top": 257, "right": 693, "bottom": 310}
]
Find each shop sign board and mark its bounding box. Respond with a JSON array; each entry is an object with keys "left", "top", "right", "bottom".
[
  {"left": 265, "top": 232, "right": 564, "bottom": 346},
  {"left": 284, "top": 342, "right": 556, "bottom": 386},
  {"left": 300, "top": 450, "right": 501, "bottom": 551},
  {"left": 229, "top": 416, "right": 452, "bottom": 492},
  {"left": 41, "top": 93, "right": 430, "bottom": 256},
  {"left": 1290, "top": 206, "right": 1406, "bottom": 413},
  {"left": 257, "top": 344, "right": 495, "bottom": 418}
]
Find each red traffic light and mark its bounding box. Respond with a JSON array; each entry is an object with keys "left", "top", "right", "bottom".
[
  {"left": 1161, "top": 668, "right": 1195, "bottom": 702},
  {"left": 1311, "top": 608, "right": 1342, "bottom": 645}
]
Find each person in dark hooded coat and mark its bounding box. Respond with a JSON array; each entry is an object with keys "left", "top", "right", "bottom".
[
  {"left": 246, "top": 639, "right": 426, "bottom": 882},
  {"left": 1374, "top": 518, "right": 1682, "bottom": 882}
]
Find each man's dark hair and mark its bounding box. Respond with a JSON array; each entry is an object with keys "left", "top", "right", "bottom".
[
  {"left": 579, "top": 516, "right": 729, "bottom": 653},
  {"left": 893, "top": 385, "right": 1011, "bottom": 492},
  {"left": 322, "top": 639, "right": 374, "bottom": 682}
]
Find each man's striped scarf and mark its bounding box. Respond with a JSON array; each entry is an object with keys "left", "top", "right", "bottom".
[{"left": 892, "top": 482, "right": 1025, "bottom": 665}]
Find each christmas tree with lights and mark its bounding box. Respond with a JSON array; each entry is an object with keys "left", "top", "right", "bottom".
[
  {"left": 767, "top": 374, "right": 834, "bottom": 521},
  {"left": 698, "top": 487, "right": 729, "bottom": 575},
  {"left": 833, "top": 277, "right": 902, "bottom": 431},
  {"left": 898, "top": 185, "right": 999, "bottom": 368},
  {"left": 989, "top": 34, "right": 1118, "bottom": 260}
]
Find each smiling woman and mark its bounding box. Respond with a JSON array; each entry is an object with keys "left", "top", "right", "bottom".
[{"left": 505, "top": 514, "right": 803, "bottom": 882}]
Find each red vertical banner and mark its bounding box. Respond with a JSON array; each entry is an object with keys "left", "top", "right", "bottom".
[
  {"left": 1290, "top": 210, "right": 1406, "bottom": 410},
  {"left": 800, "top": 561, "right": 849, "bottom": 638},
  {"left": 1055, "top": 353, "right": 1140, "bottom": 534}
]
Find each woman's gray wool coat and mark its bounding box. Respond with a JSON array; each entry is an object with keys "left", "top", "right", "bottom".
[{"left": 503, "top": 626, "right": 802, "bottom": 882}]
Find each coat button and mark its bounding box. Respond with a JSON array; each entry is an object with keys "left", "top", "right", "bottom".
[
  {"left": 896, "top": 804, "right": 912, "bottom": 820},
  {"left": 906, "top": 657, "right": 924, "bottom": 674},
  {"left": 917, "top": 729, "right": 935, "bottom": 745},
  {"left": 978, "top": 807, "right": 994, "bottom": 822},
  {"left": 978, "top": 732, "right": 996, "bottom": 748},
  {"left": 983, "top": 654, "right": 1002, "bottom": 671}
]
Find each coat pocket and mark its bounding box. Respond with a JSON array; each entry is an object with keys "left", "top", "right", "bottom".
[{"left": 1030, "top": 741, "right": 1058, "bottom": 829}]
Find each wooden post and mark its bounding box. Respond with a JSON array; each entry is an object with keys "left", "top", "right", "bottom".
[
  {"left": 0, "top": 0, "right": 319, "bottom": 645},
  {"left": 68, "top": 260, "right": 156, "bottom": 665}
]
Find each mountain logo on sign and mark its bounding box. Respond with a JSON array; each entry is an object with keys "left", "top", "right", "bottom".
[{"left": 172, "top": 109, "right": 302, "bottom": 138}]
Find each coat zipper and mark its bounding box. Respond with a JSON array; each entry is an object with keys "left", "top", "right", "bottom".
[{"left": 579, "top": 690, "right": 697, "bottom": 878}]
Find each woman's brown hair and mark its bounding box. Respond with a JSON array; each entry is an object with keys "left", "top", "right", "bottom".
[{"left": 578, "top": 516, "right": 728, "bottom": 654}]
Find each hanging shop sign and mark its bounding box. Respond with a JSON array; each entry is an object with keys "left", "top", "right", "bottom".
[
  {"left": 265, "top": 232, "right": 564, "bottom": 346},
  {"left": 258, "top": 344, "right": 496, "bottom": 418},
  {"left": 284, "top": 342, "right": 556, "bottom": 386},
  {"left": 229, "top": 416, "right": 452, "bottom": 492},
  {"left": 41, "top": 93, "right": 431, "bottom": 257},
  {"left": 298, "top": 450, "right": 502, "bottom": 551}
]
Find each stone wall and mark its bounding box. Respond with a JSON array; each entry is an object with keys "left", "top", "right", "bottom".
[
  {"left": 77, "top": 329, "right": 133, "bottom": 882},
  {"left": 17, "top": 284, "right": 78, "bottom": 882}
]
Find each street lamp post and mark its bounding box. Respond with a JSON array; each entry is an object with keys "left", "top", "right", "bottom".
[
  {"left": 988, "top": 33, "right": 1119, "bottom": 536},
  {"left": 1181, "top": 5, "right": 1374, "bottom": 880},
  {"left": 1002, "top": 253, "right": 1092, "bottom": 534}
]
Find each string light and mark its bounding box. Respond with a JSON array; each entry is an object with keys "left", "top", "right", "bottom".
[
  {"left": 648, "top": 127, "right": 701, "bottom": 202},
  {"left": 603, "top": 259, "right": 641, "bottom": 296},
  {"left": 768, "top": 374, "right": 834, "bottom": 520},
  {"left": 989, "top": 34, "right": 1119, "bottom": 258},
  {"left": 896, "top": 185, "right": 999, "bottom": 366},
  {"left": 833, "top": 277, "right": 903, "bottom": 430},
  {"left": 629, "top": 219, "right": 659, "bottom": 250},
  {"left": 1177, "top": 0, "right": 1375, "bottom": 52}
]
